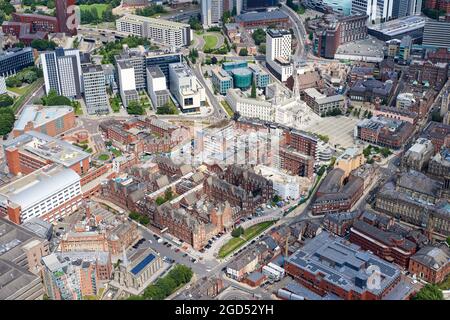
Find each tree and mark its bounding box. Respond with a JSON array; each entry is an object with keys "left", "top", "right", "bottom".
[
  {"left": 258, "top": 43, "right": 266, "bottom": 54},
  {"left": 127, "top": 100, "right": 144, "bottom": 115},
  {"left": 0, "top": 94, "right": 14, "bottom": 108},
  {"left": 251, "top": 80, "right": 256, "bottom": 98},
  {"left": 223, "top": 11, "right": 232, "bottom": 24},
  {"left": 413, "top": 284, "right": 444, "bottom": 300},
  {"left": 211, "top": 56, "right": 218, "bottom": 65},
  {"left": 231, "top": 228, "right": 241, "bottom": 237},
  {"left": 0, "top": 107, "right": 15, "bottom": 136},
  {"left": 139, "top": 215, "right": 150, "bottom": 225},
  {"left": 5, "top": 76, "right": 21, "bottom": 88},
  {"left": 143, "top": 285, "right": 166, "bottom": 300},
  {"left": 129, "top": 211, "right": 140, "bottom": 220},
  {"left": 188, "top": 16, "right": 202, "bottom": 30},
  {"left": 446, "top": 237, "right": 450, "bottom": 246},
  {"left": 252, "top": 29, "right": 266, "bottom": 45},
  {"left": 239, "top": 48, "right": 248, "bottom": 56},
  {"left": 42, "top": 90, "right": 72, "bottom": 106},
  {"left": 31, "top": 39, "right": 57, "bottom": 51},
  {"left": 272, "top": 195, "right": 281, "bottom": 203},
  {"left": 380, "top": 147, "right": 392, "bottom": 158},
  {"left": 309, "top": 32, "right": 313, "bottom": 41},
  {"left": 317, "top": 165, "right": 327, "bottom": 176},
  {"left": 164, "top": 188, "right": 174, "bottom": 201}
]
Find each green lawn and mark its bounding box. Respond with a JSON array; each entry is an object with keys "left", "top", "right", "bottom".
[
  {"left": 110, "top": 148, "right": 122, "bottom": 157},
  {"left": 203, "top": 35, "right": 218, "bottom": 51},
  {"left": 79, "top": 4, "right": 109, "bottom": 16},
  {"left": 11, "top": 78, "right": 44, "bottom": 112},
  {"left": 98, "top": 154, "right": 110, "bottom": 161},
  {"left": 7, "top": 85, "right": 29, "bottom": 95},
  {"left": 220, "top": 100, "right": 234, "bottom": 117},
  {"left": 218, "top": 221, "right": 276, "bottom": 258}
]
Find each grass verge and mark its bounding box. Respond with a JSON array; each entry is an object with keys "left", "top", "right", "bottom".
[
  {"left": 203, "top": 34, "right": 218, "bottom": 51},
  {"left": 220, "top": 100, "right": 234, "bottom": 117},
  {"left": 218, "top": 221, "right": 275, "bottom": 258}
]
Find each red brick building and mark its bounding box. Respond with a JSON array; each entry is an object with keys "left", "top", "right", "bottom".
[
  {"left": 408, "top": 245, "right": 450, "bottom": 283},
  {"left": 4, "top": 131, "right": 91, "bottom": 177},
  {"left": 12, "top": 105, "right": 75, "bottom": 138},
  {"left": 312, "top": 168, "right": 364, "bottom": 215},
  {"left": 12, "top": 13, "right": 59, "bottom": 33},
  {"left": 349, "top": 220, "right": 417, "bottom": 269},
  {"left": 285, "top": 232, "right": 402, "bottom": 300}
]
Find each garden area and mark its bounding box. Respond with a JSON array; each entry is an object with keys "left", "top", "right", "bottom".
[
  {"left": 97, "top": 36, "right": 152, "bottom": 64},
  {"left": 73, "top": 140, "right": 93, "bottom": 153},
  {"left": 156, "top": 100, "right": 180, "bottom": 115},
  {"left": 110, "top": 96, "right": 121, "bottom": 113},
  {"left": 155, "top": 189, "right": 176, "bottom": 206},
  {"left": 79, "top": 3, "right": 115, "bottom": 25},
  {"left": 97, "top": 153, "right": 110, "bottom": 161},
  {"left": 127, "top": 264, "right": 193, "bottom": 300},
  {"left": 129, "top": 211, "right": 150, "bottom": 226},
  {"left": 218, "top": 221, "right": 276, "bottom": 258},
  {"left": 203, "top": 34, "right": 218, "bottom": 51},
  {"left": 363, "top": 145, "right": 392, "bottom": 164}
]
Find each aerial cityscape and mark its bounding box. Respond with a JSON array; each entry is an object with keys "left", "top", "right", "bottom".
[{"left": 0, "top": 0, "right": 450, "bottom": 303}]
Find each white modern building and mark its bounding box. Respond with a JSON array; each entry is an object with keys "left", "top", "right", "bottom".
[
  {"left": 351, "top": 0, "right": 393, "bottom": 24},
  {"left": 82, "top": 64, "right": 109, "bottom": 115},
  {"left": 40, "top": 48, "right": 82, "bottom": 99},
  {"left": 226, "top": 88, "right": 274, "bottom": 121},
  {"left": 168, "top": 62, "right": 205, "bottom": 113},
  {"left": 0, "top": 165, "right": 82, "bottom": 224},
  {"left": 266, "top": 29, "right": 293, "bottom": 82},
  {"left": 255, "top": 165, "right": 301, "bottom": 200},
  {"left": 202, "top": 0, "right": 223, "bottom": 28},
  {"left": 146, "top": 66, "right": 170, "bottom": 109},
  {"left": 117, "top": 60, "right": 139, "bottom": 108},
  {"left": 396, "top": 92, "right": 416, "bottom": 109},
  {"left": 0, "top": 76, "right": 6, "bottom": 95},
  {"left": 226, "top": 86, "right": 310, "bottom": 126},
  {"left": 262, "top": 262, "right": 285, "bottom": 281},
  {"left": 116, "top": 14, "right": 192, "bottom": 48}
]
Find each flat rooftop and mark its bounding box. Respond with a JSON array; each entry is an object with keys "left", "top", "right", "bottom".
[
  {"left": 118, "top": 14, "right": 189, "bottom": 29},
  {"left": 0, "top": 165, "right": 80, "bottom": 211},
  {"left": 287, "top": 231, "right": 401, "bottom": 296},
  {"left": 14, "top": 105, "right": 73, "bottom": 132},
  {"left": 335, "top": 38, "right": 384, "bottom": 59},
  {"left": 147, "top": 66, "right": 165, "bottom": 79},
  {"left": 236, "top": 10, "right": 289, "bottom": 23},
  {"left": 4, "top": 131, "right": 90, "bottom": 168},
  {"left": 368, "top": 16, "right": 427, "bottom": 36}
]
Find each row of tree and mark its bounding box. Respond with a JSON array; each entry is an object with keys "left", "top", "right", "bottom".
[
  {"left": 5, "top": 67, "right": 42, "bottom": 88},
  {"left": 80, "top": 5, "right": 115, "bottom": 24},
  {"left": 135, "top": 5, "right": 166, "bottom": 18},
  {"left": 128, "top": 264, "right": 193, "bottom": 300}
]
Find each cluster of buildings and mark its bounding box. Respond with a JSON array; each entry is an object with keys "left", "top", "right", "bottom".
[
  {"left": 116, "top": 14, "right": 192, "bottom": 48},
  {"left": 212, "top": 60, "right": 270, "bottom": 95},
  {"left": 1, "top": 0, "right": 77, "bottom": 44},
  {"left": 99, "top": 116, "right": 190, "bottom": 155}
]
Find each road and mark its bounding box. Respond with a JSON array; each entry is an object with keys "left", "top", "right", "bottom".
[{"left": 280, "top": 2, "right": 307, "bottom": 61}]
